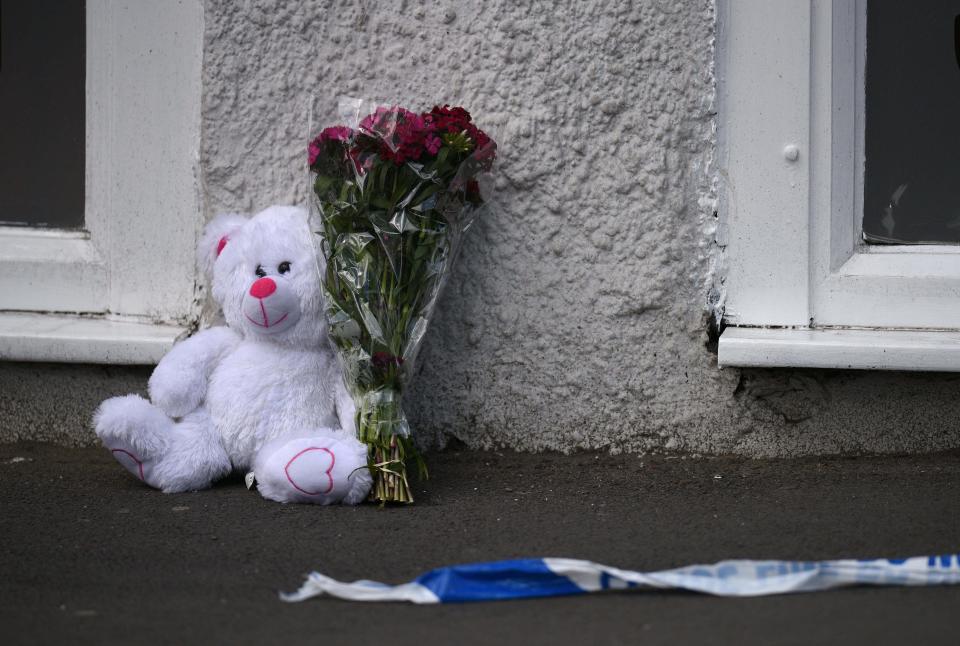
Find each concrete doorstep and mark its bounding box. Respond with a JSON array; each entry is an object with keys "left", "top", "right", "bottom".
[{"left": 2, "top": 442, "right": 959, "bottom": 645}]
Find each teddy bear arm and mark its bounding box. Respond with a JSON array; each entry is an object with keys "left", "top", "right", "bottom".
[{"left": 149, "top": 326, "right": 240, "bottom": 418}]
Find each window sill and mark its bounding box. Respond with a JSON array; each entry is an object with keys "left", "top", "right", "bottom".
[
  {"left": 0, "top": 312, "right": 187, "bottom": 365},
  {"left": 718, "top": 327, "right": 960, "bottom": 372}
]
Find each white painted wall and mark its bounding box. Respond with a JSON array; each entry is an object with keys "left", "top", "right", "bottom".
[{"left": 0, "top": 1, "right": 203, "bottom": 365}]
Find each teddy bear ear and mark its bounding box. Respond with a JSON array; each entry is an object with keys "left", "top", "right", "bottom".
[{"left": 197, "top": 212, "right": 248, "bottom": 280}]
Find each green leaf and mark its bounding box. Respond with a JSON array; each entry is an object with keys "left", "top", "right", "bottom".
[
  {"left": 314, "top": 175, "right": 335, "bottom": 196},
  {"left": 371, "top": 196, "right": 393, "bottom": 210}
]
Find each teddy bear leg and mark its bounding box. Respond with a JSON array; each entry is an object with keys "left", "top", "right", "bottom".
[
  {"left": 251, "top": 432, "right": 372, "bottom": 505},
  {"left": 149, "top": 407, "right": 232, "bottom": 493},
  {"left": 94, "top": 395, "right": 230, "bottom": 493},
  {"left": 94, "top": 394, "right": 174, "bottom": 487}
]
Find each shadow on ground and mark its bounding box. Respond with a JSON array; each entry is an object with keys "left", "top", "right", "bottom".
[{"left": 2, "top": 443, "right": 959, "bottom": 645}]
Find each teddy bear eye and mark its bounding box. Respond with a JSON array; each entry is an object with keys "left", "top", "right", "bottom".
[
  {"left": 278, "top": 261, "right": 291, "bottom": 274},
  {"left": 255, "top": 264, "right": 267, "bottom": 278}
]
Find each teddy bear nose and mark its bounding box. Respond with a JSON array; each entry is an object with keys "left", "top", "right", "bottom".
[{"left": 249, "top": 277, "right": 277, "bottom": 299}]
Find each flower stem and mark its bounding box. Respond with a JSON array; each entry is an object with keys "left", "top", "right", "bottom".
[{"left": 358, "top": 392, "right": 420, "bottom": 503}]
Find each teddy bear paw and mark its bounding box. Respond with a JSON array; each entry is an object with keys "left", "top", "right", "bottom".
[
  {"left": 149, "top": 376, "right": 204, "bottom": 419},
  {"left": 252, "top": 435, "right": 372, "bottom": 505},
  {"left": 104, "top": 437, "right": 155, "bottom": 484},
  {"left": 93, "top": 394, "right": 172, "bottom": 488}
]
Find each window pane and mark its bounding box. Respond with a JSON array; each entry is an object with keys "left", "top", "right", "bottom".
[
  {"left": 0, "top": 0, "right": 85, "bottom": 229},
  {"left": 862, "top": 0, "right": 960, "bottom": 244}
]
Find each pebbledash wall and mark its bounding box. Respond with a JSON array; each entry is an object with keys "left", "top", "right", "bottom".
[
  {"left": 4, "top": 0, "right": 960, "bottom": 455},
  {"left": 199, "top": 0, "right": 960, "bottom": 456}
]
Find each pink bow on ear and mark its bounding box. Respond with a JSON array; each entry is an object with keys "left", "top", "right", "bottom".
[{"left": 216, "top": 236, "right": 229, "bottom": 257}]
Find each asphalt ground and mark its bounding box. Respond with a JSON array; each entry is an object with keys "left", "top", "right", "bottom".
[{"left": 2, "top": 442, "right": 959, "bottom": 645}]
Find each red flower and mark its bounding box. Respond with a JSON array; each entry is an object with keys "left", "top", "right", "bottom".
[
  {"left": 424, "top": 133, "right": 442, "bottom": 155},
  {"left": 466, "top": 124, "right": 491, "bottom": 151},
  {"left": 308, "top": 140, "right": 323, "bottom": 167},
  {"left": 427, "top": 105, "right": 473, "bottom": 133},
  {"left": 322, "top": 105, "right": 495, "bottom": 171},
  {"left": 321, "top": 125, "right": 353, "bottom": 143},
  {"left": 308, "top": 126, "right": 354, "bottom": 168},
  {"left": 425, "top": 105, "right": 494, "bottom": 160},
  {"left": 359, "top": 106, "right": 439, "bottom": 165}
]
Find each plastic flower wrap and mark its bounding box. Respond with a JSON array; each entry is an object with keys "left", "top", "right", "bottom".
[{"left": 308, "top": 104, "right": 496, "bottom": 503}]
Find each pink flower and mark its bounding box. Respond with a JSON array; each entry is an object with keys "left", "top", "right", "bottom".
[
  {"left": 321, "top": 125, "right": 353, "bottom": 143},
  {"left": 308, "top": 140, "right": 323, "bottom": 167},
  {"left": 359, "top": 106, "right": 416, "bottom": 141},
  {"left": 358, "top": 106, "right": 440, "bottom": 165},
  {"left": 307, "top": 126, "right": 354, "bottom": 168},
  {"left": 348, "top": 105, "right": 495, "bottom": 166},
  {"left": 424, "top": 105, "right": 495, "bottom": 161},
  {"left": 424, "top": 133, "right": 442, "bottom": 155}
]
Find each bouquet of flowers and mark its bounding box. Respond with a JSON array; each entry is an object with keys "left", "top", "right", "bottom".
[{"left": 308, "top": 104, "right": 496, "bottom": 503}]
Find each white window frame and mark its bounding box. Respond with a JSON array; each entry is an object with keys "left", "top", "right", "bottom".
[
  {"left": 717, "top": 0, "right": 960, "bottom": 371},
  {"left": 0, "top": 0, "right": 203, "bottom": 364}
]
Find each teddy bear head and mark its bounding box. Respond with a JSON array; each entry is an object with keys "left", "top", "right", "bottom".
[{"left": 198, "top": 205, "right": 326, "bottom": 346}]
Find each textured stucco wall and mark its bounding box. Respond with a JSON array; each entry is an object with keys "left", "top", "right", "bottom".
[
  {"left": 195, "top": 0, "right": 960, "bottom": 456},
  {"left": 6, "top": 0, "right": 959, "bottom": 455}
]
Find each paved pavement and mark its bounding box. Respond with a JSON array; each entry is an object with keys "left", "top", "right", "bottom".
[{"left": 2, "top": 442, "right": 959, "bottom": 645}]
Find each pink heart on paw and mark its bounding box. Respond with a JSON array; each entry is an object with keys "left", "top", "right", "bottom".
[
  {"left": 284, "top": 447, "right": 335, "bottom": 496},
  {"left": 111, "top": 448, "right": 145, "bottom": 481}
]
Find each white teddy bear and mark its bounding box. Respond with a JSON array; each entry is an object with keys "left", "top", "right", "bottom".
[{"left": 93, "top": 205, "right": 372, "bottom": 505}]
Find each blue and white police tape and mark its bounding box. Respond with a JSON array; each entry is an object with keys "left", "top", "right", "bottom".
[{"left": 281, "top": 554, "right": 960, "bottom": 604}]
